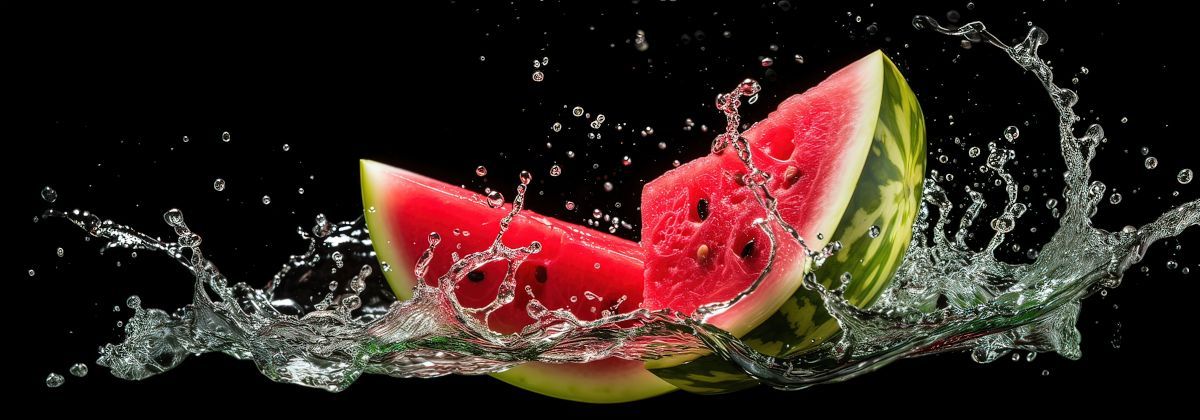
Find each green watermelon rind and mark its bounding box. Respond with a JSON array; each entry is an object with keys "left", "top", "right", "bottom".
[{"left": 650, "top": 51, "right": 926, "bottom": 393}]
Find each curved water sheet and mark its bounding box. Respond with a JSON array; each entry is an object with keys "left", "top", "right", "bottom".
[{"left": 43, "top": 18, "right": 1198, "bottom": 392}]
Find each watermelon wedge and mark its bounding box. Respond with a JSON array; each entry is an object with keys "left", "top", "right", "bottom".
[
  {"left": 641, "top": 50, "right": 925, "bottom": 392},
  {"left": 360, "top": 161, "right": 675, "bottom": 403}
]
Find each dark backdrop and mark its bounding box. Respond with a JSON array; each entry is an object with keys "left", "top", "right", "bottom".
[{"left": 14, "top": 0, "right": 1198, "bottom": 415}]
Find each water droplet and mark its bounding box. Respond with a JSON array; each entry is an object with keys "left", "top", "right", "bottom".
[
  {"left": 282, "top": 144, "right": 290, "bottom": 151},
  {"left": 672, "top": 160, "right": 681, "bottom": 167},
  {"left": 622, "top": 156, "right": 632, "bottom": 166},
  {"left": 794, "top": 54, "right": 805, "bottom": 64},
  {"left": 531, "top": 71, "right": 544, "bottom": 82},
  {"left": 549, "top": 165, "right": 562, "bottom": 177},
  {"left": 990, "top": 216, "right": 1015, "bottom": 233},
  {"left": 113, "top": 305, "right": 121, "bottom": 312},
  {"left": 868, "top": 225, "right": 881, "bottom": 238},
  {"left": 1003, "top": 126, "right": 1019, "bottom": 142},
  {"left": 566, "top": 150, "right": 576, "bottom": 158},
  {"left": 551, "top": 122, "right": 562, "bottom": 132},
  {"left": 28, "top": 269, "right": 35, "bottom": 277},
  {"left": 1184, "top": 267, "right": 1191, "bottom": 275},
  {"left": 1140, "top": 146, "right": 1150, "bottom": 156},
  {"left": 603, "top": 182, "right": 614, "bottom": 192},
  {"left": 262, "top": 195, "right": 271, "bottom": 205},
  {"left": 1144, "top": 156, "right": 1158, "bottom": 169},
  {"left": 46, "top": 373, "right": 64, "bottom": 388},
  {"left": 368, "top": 206, "right": 376, "bottom": 213},
  {"left": 593, "top": 263, "right": 600, "bottom": 269},
  {"left": 519, "top": 170, "right": 533, "bottom": 185},
  {"left": 738, "top": 78, "right": 761, "bottom": 96},
  {"left": 1178, "top": 168, "right": 1193, "bottom": 184},
  {"left": 1121, "top": 116, "right": 1129, "bottom": 124},
  {"left": 41, "top": 186, "right": 58, "bottom": 203},
  {"left": 565, "top": 201, "right": 575, "bottom": 210},
  {"left": 341, "top": 295, "right": 362, "bottom": 311},
  {"left": 968, "top": 147, "right": 981, "bottom": 158},
  {"left": 126, "top": 295, "right": 141, "bottom": 309},
  {"left": 572, "top": 106, "right": 585, "bottom": 117},
  {"left": 475, "top": 166, "right": 488, "bottom": 177},
  {"left": 938, "top": 155, "right": 949, "bottom": 163},
  {"left": 221, "top": 131, "right": 231, "bottom": 142},
  {"left": 182, "top": 135, "right": 190, "bottom": 143},
  {"left": 658, "top": 141, "right": 667, "bottom": 150},
  {"left": 1042, "top": 370, "right": 1050, "bottom": 376},
  {"left": 297, "top": 187, "right": 305, "bottom": 195},
  {"left": 486, "top": 191, "right": 505, "bottom": 208},
  {"left": 69, "top": 363, "right": 88, "bottom": 377},
  {"left": 213, "top": 178, "right": 226, "bottom": 191},
  {"left": 760, "top": 57, "right": 774, "bottom": 67},
  {"left": 1045, "top": 198, "right": 1058, "bottom": 209},
  {"left": 592, "top": 209, "right": 602, "bottom": 219},
  {"left": 1109, "top": 193, "right": 1122, "bottom": 204},
  {"left": 1167, "top": 260, "right": 1179, "bottom": 270}
]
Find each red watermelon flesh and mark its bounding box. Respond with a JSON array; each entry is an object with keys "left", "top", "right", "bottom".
[
  {"left": 641, "top": 51, "right": 886, "bottom": 337},
  {"left": 360, "top": 161, "right": 675, "bottom": 403}
]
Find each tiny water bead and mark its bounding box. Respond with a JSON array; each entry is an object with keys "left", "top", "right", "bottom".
[
  {"left": 1003, "top": 125, "right": 1019, "bottom": 142},
  {"left": 127, "top": 295, "right": 142, "bottom": 309},
  {"left": 1121, "top": 116, "right": 1129, "bottom": 124},
  {"left": 760, "top": 57, "right": 774, "bottom": 67},
  {"left": 592, "top": 209, "right": 602, "bottom": 219},
  {"left": 1109, "top": 193, "right": 1122, "bottom": 205},
  {"left": 551, "top": 122, "right": 562, "bottom": 132},
  {"left": 622, "top": 156, "right": 632, "bottom": 166},
  {"left": 486, "top": 191, "right": 505, "bottom": 208},
  {"left": 1145, "top": 157, "right": 1158, "bottom": 170},
  {"left": 282, "top": 144, "right": 290, "bottom": 152},
  {"left": 572, "top": 106, "right": 585, "bottom": 117},
  {"left": 549, "top": 165, "right": 562, "bottom": 177},
  {"left": 531, "top": 71, "right": 544, "bottom": 82},
  {"left": 1179, "top": 168, "right": 1193, "bottom": 184},
  {"left": 475, "top": 166, "right": 488, "bottom": 177},
  {"left": 46, "top": 373, "right": 64, "bottom": 388},
  {"left": 213, "top": 178, "right": 226, "bottom": 192},
  {"left": 298, "top": 187, "right": 305, "bottom": 195},
  {"left": 1141, "top": 146, "right": 1150, "bottom": 156},
  {"left": 69, "top": 363, "right": 89, "bottom": 377},
  {"left": 658, "top": 141, "right": 667, "bottom": 150},
  {"left": 519, "top": 170, "right": 533, "bottom": 185},
  {"left": 182, "top": 135, "right": 190, "bottom": 143},
  {"left": 262, "top": 195, "right": 271, "bottom": 205},
  {"left": 794, "top": 54, "right": 805, "bottom": 64},
  {"left": 56, "top": 247, "right": 64, "bottom": 257},
  {"left": 221, "top": 131, "right": 231, "bottom": 142},
  {"left": 1167, "top": 260, "right": 1179, "bottom": 270},
  {"left": 868, "top": 225, "right": 881, "bottom": 238},
  {"left": 566, "top": 151, "right": 575, "bottom": 158},
  {"left": 968, "top": 146, "right": 981, "bottom": 158},
  {"left": 28, "top": 269, "right": 35, "bottom": 277},
  {"left": 565, "top": 201, "right": 575, "bottom": 210},
  {"left": 603, "top": 182, "right": 614, "bottom": 192},
  {"left": 41, "top": 186, "right": 58, "bottom": 203}
]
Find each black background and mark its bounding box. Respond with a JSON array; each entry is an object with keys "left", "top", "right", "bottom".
[{"left": 14, "top": 0, "right": 1199, "bottom": 415}]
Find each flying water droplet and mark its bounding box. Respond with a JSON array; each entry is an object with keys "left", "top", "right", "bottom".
[
  {"left": 46, "top": 373, "right": 64, "bottom": 388},
  {"left": 564, "top": 201, "right": 575, "bottom": 210},
  {"left": 262, "top": 195, "right": 271, "bottom": 205},
  {"left": 868, "top": 225, "right": 881, "bottom": 238},
  {"left": 531, "top": 71, "right": 544, "bottom": 82},
  {"left": 603, "top": 182, "right": 614, "bottom": 192},
  {"left": 41, "top": 186, "right": 58, "bottom": 203},
  {"left": 486, "top": 191, "right": 505, "bottom": 208},
  {"left": 1004, "top": 125, "right": 1020, "bottom": 142},
  {"left": 549, "top": 165, "right": 562, "bottom": 177},
  {"left": 213, "top": 178, "right": 226, "bottom": 191},
  {"left": 221, "top": 131, "right": 231, "bottom": 142},
  {"left": 572, "top": 106, "right": 585, "bottom": 117},
  {"left": 69, "top": 363, "right": 89, "bottom": 377},
  {"left": 1145, "top": 157, "right": 1158, "bottom": 169},
  {"left": 1178, "top": 168, "right": 1193, "bottom": 184},
  {"left": 475, "top": 166, "right": 488, "bottom": 177}
]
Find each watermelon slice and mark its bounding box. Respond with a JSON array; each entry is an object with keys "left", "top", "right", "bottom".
[
  {"left": 641, "top": 50, "right": 926, "bottom": 391},
  {"left": 359, "top": 161, "right": 674, "bottom": 403}
]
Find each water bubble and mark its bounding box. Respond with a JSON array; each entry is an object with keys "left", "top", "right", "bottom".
[
  {"left": 990, "top": 216, "right": 1015, "bottom": 233},
  {"left": 566, "top": 151, "right": 575, "bottom": 158},
  {"left": 1003, "top": 126, "right": 1019, "bottom": 142},
  {"left": 1178, "top": 169, "right": 1193, "bottom": 184},
  {"left": 282, "top": 144, "right": 290, "bottom": 152},
  {"left": 531, "top": 71, "right": 544, "bottom": 82},
  {"left": 760, "top": 57, "right": 774, "bottom": 67},
  {"left": 1144, "top": 157, "right": 1158, "bottom": 169},
  {"left": 1121, "top": 116, "right": 1129, "bottom": 124},
  {"left": 221, "top": 131, "right": 231, "bottom": 142},
  {"left": 213, "top": 178, "right": 226, "bottom": 191},
  {"left": 603, "top": 182, "right": 614, "bottom": 192},
  {"left": 297, "top": 187, "right": 305, "bottom": 195},
  {"left": 262, "top": 195, "right": 271, "bottom": 205},
  {"left": 1042, "top": 370, "right": 1050, "bottom": 376},
  {"left": 1167, "top": 260, "right": 1179, "bottom": 270},
  {"left": 41, "top": 186, "right": 58, "bottom": 203},
  {"left": 182, "top": 135, "right": 190, "bottom": 143},
  {"left": 968, "top": 147, "right": 981, "bottom": 158},
  {"left": 1140, "top": 146, "right": 1150, "bottom": 156},
  {"left": 672, "top": 160, "right": 681, "bottom": 167},
  {"left": 475, "top": 166, "right": 488, "bottom": 177},
  {"left": 46, "top": 373, "right": 64, "bottom": 388},
  {"left": 622, "top": 156, "right": 632, "bottom": 166},
  {"left": 868, "top": 225, "right": 881, "bottom": 238},
  {"left": 938, "top": 155, "right": 949, "bottom": 163},
  {"left": 549, "top": 165, "right": 562, "bottom": 177},
  {"left": 113, "top": 305, "right": 121, "bottom": 312},
  {"left": 486, "top": 191, "right": 505, "bottom": 208},
  {"left": 69, "top": 363, "right": 88, "bottom": 377},
  {"left": 658, "top": 141, "right": 667, "bottom": 150},
  {"left": 794, "top": 54, "right": 805, "bottom": 64},
  {"left": 126, "top": 295, "right": 142, "bottom": 309},
  {"left": 572, "top": 106, "right": 585, "bottom": 117},
  {"left": 1109, "top": 193, "right": 1122, "bottom": 204},
  {"left": 565, "top": 201, "right": 575, "bottom": 210},
  {"left": 56, "top": 247, "right": 64, "bottom": 257},
  {"left": 592, "top": 209, "right": 602, "bottom": 219},
  {"left": 551, "top": 122, "right": 562, "bottom": 132},
  {"left": 28, "top": 269, "right": 35, "bottom": 277}
]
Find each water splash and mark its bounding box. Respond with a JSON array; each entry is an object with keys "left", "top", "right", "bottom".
[{"left": 41, "top": 17, "right": 1197, "bottom": 393}]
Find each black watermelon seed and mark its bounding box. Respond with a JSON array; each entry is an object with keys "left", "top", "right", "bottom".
[
  {"left": 534, "top": 266, "right": 548, "bottom": 283},
  {"left": 697, "top": 198, "right": 710, "bottom": 221},
  {"left": 740, "top": 239, "right": 756, "bottom": 258},
  {"left": 467, "top": 270, "right": 486, "bottom": 282}
]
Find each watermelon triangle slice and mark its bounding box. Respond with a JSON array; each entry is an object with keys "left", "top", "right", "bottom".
[{"left": 642, "top": 51, "right": 925, "bottom": 391}]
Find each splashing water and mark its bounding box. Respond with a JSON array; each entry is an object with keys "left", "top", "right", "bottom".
[{"left": 42, "top": 18, "right": 1198, "bottom": 393}]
